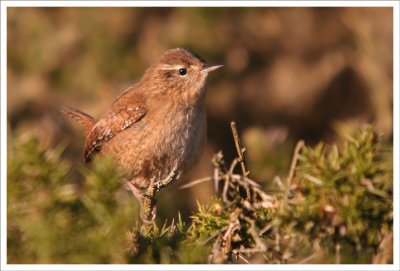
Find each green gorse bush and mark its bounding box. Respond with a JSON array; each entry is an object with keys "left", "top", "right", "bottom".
[{"left": 7, "top": 125, "right": 392, "bottom": 264}]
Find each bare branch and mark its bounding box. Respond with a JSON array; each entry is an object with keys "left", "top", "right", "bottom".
[
  {"left": 230, "top": 122, "right": 250, "bottom": 177},
  {"left": 179, "top": 177, "right": 213, "bottom": 189}
]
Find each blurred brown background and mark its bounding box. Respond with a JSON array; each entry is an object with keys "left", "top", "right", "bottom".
[{"left": 7, "top": 7, "right": 393, "bottom": 220}]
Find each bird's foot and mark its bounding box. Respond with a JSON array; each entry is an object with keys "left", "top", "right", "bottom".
[
  {"left": 144, "top": 165, "right": 179, "bottom": 199},
  {"left": 127, "top": 165, "right": 179, "bottom": 234}
]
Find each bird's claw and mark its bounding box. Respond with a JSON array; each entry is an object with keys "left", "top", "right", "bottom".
[
  {"left": 148, "top": 165, "right": 178, "bottom": 194},
  {"left": 156, "top": 167, "right": 178, "bottom": 190}
]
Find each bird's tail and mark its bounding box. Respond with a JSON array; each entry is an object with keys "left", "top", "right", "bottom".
[{"left": 60, "top": 106, "right": 96, "bottom": 135}]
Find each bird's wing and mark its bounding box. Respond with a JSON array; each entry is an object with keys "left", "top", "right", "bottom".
[{"left": 83, "top": 91, "right": 147, "bottom": 162}]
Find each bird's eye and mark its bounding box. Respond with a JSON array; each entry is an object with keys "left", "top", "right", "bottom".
[{"left": 178, "top": 68, "right": 187, "bottom": 76}]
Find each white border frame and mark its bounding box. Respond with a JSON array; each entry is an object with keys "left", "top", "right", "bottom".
[{"left": 1, "top": 1, "right": 398, "bottom": 271}]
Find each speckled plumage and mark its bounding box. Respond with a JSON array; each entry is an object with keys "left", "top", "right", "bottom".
[{"left": 62, "top": 48, "right": 221, "bottom": 206}]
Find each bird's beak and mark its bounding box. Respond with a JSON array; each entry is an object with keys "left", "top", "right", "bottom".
[{"left": 202, "top": 64, "right": 224, "bottom": 73}]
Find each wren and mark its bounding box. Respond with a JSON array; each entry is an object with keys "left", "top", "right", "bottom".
[{"left": 61, "top": 48, "right": 223, "bottom": 223}]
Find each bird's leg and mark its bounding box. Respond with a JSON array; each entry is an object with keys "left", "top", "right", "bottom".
[
  {"left": 137, "top": 178, "right": 157, "bottom": 234},
  {"left": 141, "top": 177, "right": 157, "bottom": 222},
  {"left": 124, "top": 181, "right": 156, "bottom": 227},
  {"left": 125, "top": 166, "right": 179, "bottom": 234},
  {"left": 140, "top": 165, "right": 179, "bottom": 233}
]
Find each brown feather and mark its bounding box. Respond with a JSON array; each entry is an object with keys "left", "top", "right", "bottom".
[
  {"left": 83, "top": 91, "right": 147, "bottom": 163},
  {"left": 60, "top": 106, "right": 97, "bottom": 135}
]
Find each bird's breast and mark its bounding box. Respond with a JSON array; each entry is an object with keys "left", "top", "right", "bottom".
[{"left": 150, "top": 103, "right": 207, "bottom": 175}]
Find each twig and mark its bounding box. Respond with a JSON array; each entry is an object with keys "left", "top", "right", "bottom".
[
  {"left": 212, "top": 151, "right": 226, "bottom": 194},
  {"left": 237, "top": 253, "right": 250, "bottom": 263},
  {"left": 208, "top": 237, "right": 222, "bottom": 264},
  {"left": 242, "top": 176, "right": 261, "bottom": 188},
  {"left": 286, "top": 140, "right": 304, "bottom": 188},
  {"left": 259, "top": 224, "right": 273, "bottom": 236},
  {"left": 220, "top": 209, "right": 241, "bottom": 256},
  {"left": 231, "top": 122, "right": 250, "bottom": 177},
  {"left": 179, "top": 177, "right": 213, "bottom": 189},
  {"left": 273, "top": 175, "right": 284, "bottom": 190},
  {"left": 229, "top": 158, "right": 240, "bottom": 174},
  {"left": 202, "top": 226, "right": 228, "bottom": 245},
  {"left": 214, "top": 167, "right": 219, "bottom": 193},
  {"left": 222, "top": 174, "right": 230, "bottom": 202},
  {"left": 242, "top": 215, "right": 267, "bottom": 252}
]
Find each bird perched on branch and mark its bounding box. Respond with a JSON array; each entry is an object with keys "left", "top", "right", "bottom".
[{"left": 61, "top": 48, "right": 223, "bottom": 223}]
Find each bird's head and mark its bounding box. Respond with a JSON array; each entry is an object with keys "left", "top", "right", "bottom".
[{"left": 142, "top": 48, "right": 223, "bottom": 103}]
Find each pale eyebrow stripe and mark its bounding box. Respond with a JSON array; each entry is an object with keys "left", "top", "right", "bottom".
[
  {"left": 157, "top": 64, "right": 198, "bottom": 71},
  {"left": 157, "top": 64, "right": 183, "bottom": 71}
]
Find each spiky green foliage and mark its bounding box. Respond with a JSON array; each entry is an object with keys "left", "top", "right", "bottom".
[
  {"left": 184, "top": 126, "right": 393, "bottom": 264},
  {"left": 126, "top": 213, "right": 209, "bottom": 264},
  {"left": 8, "top": 135, "right": 138, "bottom": 263},
  {"left": 7, "top": 126, "right": 392, "bottom": 264},
  {"left": 276, "top": 126, "right": 393, "bottom": 262},
  {"left": 186, "top": 154, "right": 278, "bottom": 263}
]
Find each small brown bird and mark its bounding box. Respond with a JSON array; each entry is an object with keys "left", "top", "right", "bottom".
[{"left": 62, "top": 48, "right": 222, "bottom": 222}]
